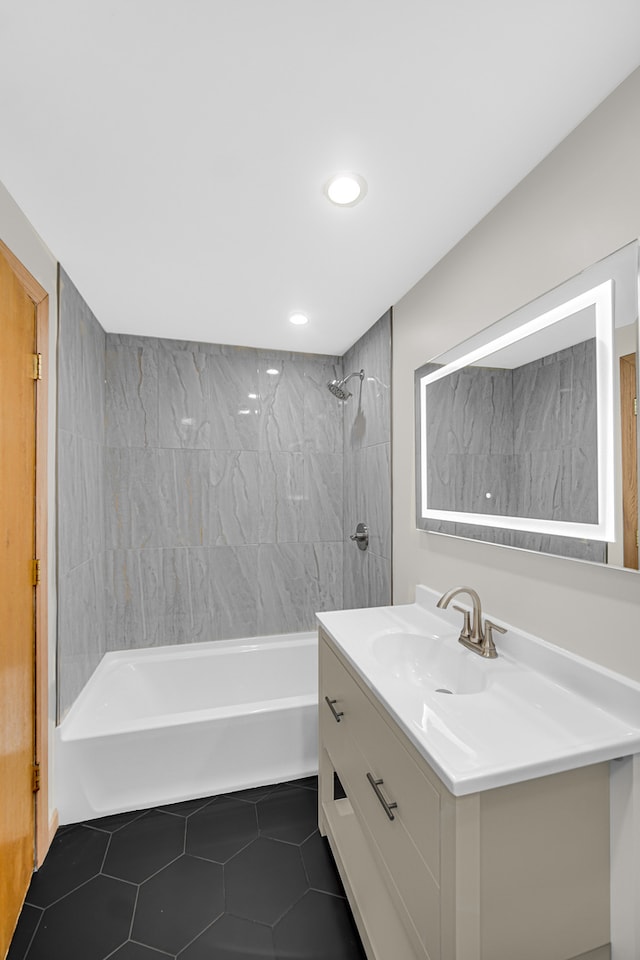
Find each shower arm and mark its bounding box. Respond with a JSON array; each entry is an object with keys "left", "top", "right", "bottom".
[{"left": 341, "top": 369, "right": 364, "bottom": 388}]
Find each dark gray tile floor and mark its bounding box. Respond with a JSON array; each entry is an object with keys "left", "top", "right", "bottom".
[{"left": 8, "top": 777, "right": 366, "bottom": 960}]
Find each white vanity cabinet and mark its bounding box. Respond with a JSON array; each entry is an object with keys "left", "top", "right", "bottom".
[{"left": 318, "top": 627, "right": 611, "bottom": 960}]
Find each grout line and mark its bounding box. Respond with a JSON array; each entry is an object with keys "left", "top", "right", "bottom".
[
  {"left": 17, "top": 905, "right": 44, "bottom": 960},
  {"left": 175, "top": 912, "right": 223, "bottom": 955}
]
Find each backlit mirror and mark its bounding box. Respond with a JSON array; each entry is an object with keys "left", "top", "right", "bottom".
[{"left": 415, "top": 240, "right": 640, "bottom": 570}]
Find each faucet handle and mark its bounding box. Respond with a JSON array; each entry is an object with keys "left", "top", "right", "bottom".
[
  {"left": 452, "top": 604, "right": 473, "bottom": 641},
  {"left": 482, "top": 619, "right": 507, "bottom": 658}
]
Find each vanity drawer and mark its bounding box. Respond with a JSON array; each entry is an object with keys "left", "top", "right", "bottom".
[
  {"left": 320, "top": 637, "right": 440, "bottom": 876},
  {"left": 320, "top": 637, "right": 441, "bottom": 960}
]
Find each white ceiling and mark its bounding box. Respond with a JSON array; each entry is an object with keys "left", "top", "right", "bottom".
[{"left": 1, "top": 1, "right": 640, "bottom": 357}]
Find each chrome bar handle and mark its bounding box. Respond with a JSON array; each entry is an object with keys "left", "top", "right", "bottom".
[
  {"left": 366, "top": 772, "right": 398, "bottom": 821},
  {"left": 324, "top": 696, "right": 344, "bottom": 723}
]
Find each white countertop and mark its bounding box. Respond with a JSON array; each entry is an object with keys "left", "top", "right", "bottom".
[{"left": 316, "top": 585, "right": 640, "bottom": 796}]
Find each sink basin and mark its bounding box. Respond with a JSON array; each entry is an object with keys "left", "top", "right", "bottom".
[{"left": 371, "top": 632, "right": 488, "bottom": 695}]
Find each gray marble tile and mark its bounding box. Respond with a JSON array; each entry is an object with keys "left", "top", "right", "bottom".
[
  {"left": 368, "top": 552, "right": 391, "bottom": 608},
  {"left": 516, "top": 450, "right": 564, "bottom": 521},
  {"left": 512, "top": 531, "right": 605, "bottom": 562},
  {"left": 208, "top": 351, "right": 261, "bottom": 451},
  {"left": 105, "top": 447, "right": 163, "bottom": 549},
  {"left": 105, "top": 338, "right": 159, "bottom": 448},
  {"left": 58, "top": 430, "right": 86, "bottom": 574},
  {"left": 303, "top": 355, "right": 343, "bottom": 454},
  {"left": 259, "top": 451, "right": 304, "bottom": 543},
  {"left": 158, "top": 344, "right": 211, "bottom": 448},
  {"left": 566, "top": 339, "right": 597, "bottom": 448},
  {"left": 57, "top": 556, "right": 105, "bottom": 663},
  {"left": 209, "top": 450, "right": 260, "bottom": 545},
  {"left": 343, "top": 311, "right": 391, "bottom": 451},
  {"left": 447, "top": 367, "right": 514, "bottom": 457},
  {"left": 257, "top": 541, "right": 342, "bottom": 634},
  {"left": 209, "top": 545, "right": 259, "bottom": 640},
  {"left": 312, "top": 541, "right": 343, "bottom": 617},
  {"left": 105, "top": 549, "right": 162, "bottom": 650},
  {"left": 85, "top": 436, "right": 105, "bottom": 561},
  {"left": 257, "top": 543, "right": 310, "bottom": 635},
  {"left": 258, "top": 357, "right": 306, "bottom": 453},
  {"left": 57, "top": 268, "right": 106, "bottom": 440},
  {"left": 59, "top": 432, "right": 104, "bottom": 573},
  {"left": 157, "top": 547, "right": 213, "bottom": 645},
  {"left": 156, "top": 448, "right": 211, "bottom": 548},
  {"left": 58, "top": 654, "right": 100, "bottom": 722},
  {"left": 107, "top": 333, "right": 161, "bottom": 350},
  {"left": 425, "top": 378, "right": 453, "bottom": 468},
  {"left": 449, "top": 453, "right": 516, "bottom": 517},
  {"left": 513, "top": 358, "right": 560, "bottom": 454},
  {"left": 343, "top": 448, "right": 368, "bottom": 542},
  {"left": 454, "top": 523, "right": 515, "bottom": 547},
  {"left": 343, "top": 541, "right": 369, "bottom": 610},
  {"left": 568, "top": 445, "right": 599, "bottom": 524},
  {"left": 303, "top": 453, "right": 343, "bottom": 542},
  {"left": 362, "top": 443, "right": 391, "bottom": 558}
]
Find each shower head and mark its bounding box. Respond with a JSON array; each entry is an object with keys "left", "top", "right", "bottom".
[{"left": 327, "top": 369, "right": 365, "bottom": 401}]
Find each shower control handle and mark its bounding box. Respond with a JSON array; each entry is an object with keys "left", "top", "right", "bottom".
[{"left": 349, "top": 522, "right": 369, "bottom": 551}]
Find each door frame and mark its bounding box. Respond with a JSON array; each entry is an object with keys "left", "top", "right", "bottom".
[{"left": 0, "top": 237, "right": 53, "bottom": 868}]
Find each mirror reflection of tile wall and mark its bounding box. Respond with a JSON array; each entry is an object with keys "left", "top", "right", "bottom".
[{"left": 424, "top": 338, "right": 604, "bottom": 562}]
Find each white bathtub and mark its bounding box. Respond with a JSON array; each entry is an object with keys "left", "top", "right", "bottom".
[{"left": 55, "top": 631, "right": 318, "bottom": 824}]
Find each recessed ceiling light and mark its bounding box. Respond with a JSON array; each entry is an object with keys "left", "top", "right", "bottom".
[
  {"left": 289, "top": 313, "right": 308, "bottom": 325},
  {"left": 266, "top": 368, "right": 279, "bottom": 376},
  {"left": 324, "top": 173, "right": 367, "bottom": 207}
]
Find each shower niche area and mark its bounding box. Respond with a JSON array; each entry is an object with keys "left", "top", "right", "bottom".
[{"left": 56, "top": 267, "right": 391, "bottom": 719}]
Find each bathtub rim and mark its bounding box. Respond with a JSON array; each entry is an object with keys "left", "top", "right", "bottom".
[{"left": 59, "top": 629, "right": 317, "bottom": 741}]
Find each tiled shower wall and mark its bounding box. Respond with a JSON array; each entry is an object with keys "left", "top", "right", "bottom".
[
  {"left": 103, "top": 336, "right": 344, "bottom": 651},
  {"left": 57, "top": 279, "right": 392, "bottom": 717},
  {"left": 343, "top": 311, "right": 392, "bottom": 608},
  {"left": 57, "top": 269, "right": 106, "bottom": 713}
]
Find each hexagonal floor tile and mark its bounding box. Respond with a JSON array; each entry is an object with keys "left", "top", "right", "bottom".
[
  {"left": 102, "top": 809, "right": 185, "bottom": 883},
  {"left": 186, "top": 796, "right": 258, "bottom": 863},
  {"left": 25, "top": 825, "right": 109, "bottom": 907},
  {"left": 301, "top": 831, "right": 345, "bottom": 897},
  {"left": 273, "top": 890, "right": 366, "bottom": 960},
  {"left": 257, "top": 786, "right": 318, "bottom": 844},
  {"left": 6, "top": 903, "right": 42, "bottom": 960},
  {"left": 86, "top": 809, "right": 147, "bottom": 834},
  {"left": 225, "top": 837, "right": 307, "bottom": 925},
  {"left": 223, "top": 784, "right": 277, "bottom": 802},
  {"left": 131, "top": 854, "right": 223, "bottom": 954},
  {"left": 108, "top": 942, "right": 172, "bottom": 959},
  {"left": 25, "top": 874, "right": 136, "bottom": 960},
  {"left": 157, "top": 795, "right": 213, "bottom": 817},
  {"left": 180, "top": 913, "right": 275, "bottom": 960}
]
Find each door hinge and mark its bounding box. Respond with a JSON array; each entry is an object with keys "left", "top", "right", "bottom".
[
  {"left": 634, "top": 397, "right": 637, "bottom": 417},
  {"left": 32, "top": 559, "right": 41, "bottom": 585},
  {"left": 31, "top": 353, "right": 42, "bottom": 380},
  {"left": 32, "top": 762, "right": 41, "bottom": 793}
]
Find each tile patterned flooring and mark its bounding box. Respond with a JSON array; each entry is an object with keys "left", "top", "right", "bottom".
[{"left": 8, "top": 777, "right": 366, "bottom": 960}]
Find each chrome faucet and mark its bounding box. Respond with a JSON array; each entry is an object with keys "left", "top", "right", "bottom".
[{"left": 436, "top": 586, "right": 505, "bottom": 659}]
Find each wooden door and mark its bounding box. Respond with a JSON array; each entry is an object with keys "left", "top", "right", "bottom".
[
  {"left": 0, "top": 250, "right": 37, "bottom": 955},
  {"left": 620, "top": 352, "right": 638, "bottom": 570}
]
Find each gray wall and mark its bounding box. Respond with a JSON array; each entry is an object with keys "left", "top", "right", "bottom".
[
  {"left": 104, "top": 336, "right": 344, "bottom": 650},
  {"left": 343, "top": 311, "right": 392, "bottom": 608},
  {"left": 57, "top": 268, "right": 106, "bottom": 714},
  {"left": 57, "top": 289, "right": 393, "bottom": 717}
]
